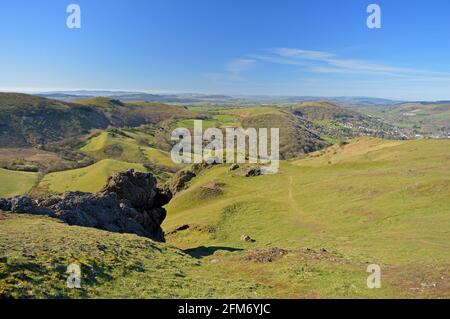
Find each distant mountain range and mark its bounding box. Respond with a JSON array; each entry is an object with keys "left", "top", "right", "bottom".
[{"left": 35, "top": 90, "right": 403, "bottom": 106}]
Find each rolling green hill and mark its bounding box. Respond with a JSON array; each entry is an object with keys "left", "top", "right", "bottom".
[
  {"left": 80, "top": 131, "right": 148, "bottom": 163},
  {"left": 80, "top": 130, "right": 180, "bottom": 169}
]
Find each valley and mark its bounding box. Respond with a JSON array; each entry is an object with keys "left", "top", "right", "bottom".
[{"left": 0, "top": 92, "right": 449, "bottom": 299}]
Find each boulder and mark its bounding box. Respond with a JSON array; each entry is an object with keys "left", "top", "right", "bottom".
[{"left": 245, "top": 167, "right": 262, "bottom": 177}]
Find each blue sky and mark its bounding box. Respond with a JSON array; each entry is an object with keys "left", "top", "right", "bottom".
[{"left": 1, "top": 0, "right": 450, "bottom": 100}]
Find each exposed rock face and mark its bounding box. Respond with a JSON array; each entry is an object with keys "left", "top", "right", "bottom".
[
  {"left": 167, "top": 162, "right": 219, "bottom": 195},
  {"left": 168, "top": 169, "right": 196, "bottom": 194},
  {"left": 0, "top": 170, "right": 171, "bottom": 242}
]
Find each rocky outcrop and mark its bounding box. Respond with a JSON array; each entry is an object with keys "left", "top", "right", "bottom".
[
  {"left": 0, "top": 170, "right": 171, "bottom": 242},
  {"left": 167, "top": 162, "right": 219, "bottom": 195},
  {"left": 168, "top": 169, "right": 197, "bottom": 194}
]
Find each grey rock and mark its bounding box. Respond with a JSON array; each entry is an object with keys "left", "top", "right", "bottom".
[
  {"left": 0, "top": 169, "right": 171, "bottom": 242},
  {"left": 0, "top": 198, "right": 12, "bottom": 211},
  {"left": 245, "top": 167, "right": 262, "bottom": 177}
]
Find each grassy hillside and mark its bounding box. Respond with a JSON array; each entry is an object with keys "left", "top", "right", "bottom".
[
  {"left": 80, "top": 130, "right": 180, "bottom": 169},
  {"left": 1, "top": 138, "right": 448, "bottom": 298},
  {"left": 241, "top": 111, "right": 329, "bottom": 159},
  {"left": 0, "top": 213, "right": 257, "bottom": 298},
  {"left": 164, "top": 138, "right": 450, "bottom": 297},
  {"left": 169, "top": 106, "right": 329, "bottom": 159},
  {"left": 0, "top": 168, "right": 38, "bottom": 198},
  {"left": 81, "top": 131, "right": 148, "bottom": 163},
  {"left": 37, "top": 159, "right": 148, "bottom": 194},
  {"left": 0, "top": 212, "right": 396, "bottom": 298},
  {"left": 0, "top": 93, "right": 109, "bottom": 147},
  {"left": 0, "top": 93, "right": 197, "bottom": 148}
]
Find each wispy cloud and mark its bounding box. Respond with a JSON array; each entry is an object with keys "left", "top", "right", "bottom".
[
  {"left": 226, "top": 58, "right": 255, "bottom": 75},
  {"left": 251, "top": 47, "right": 450, "bottom": 79},
  {"left": 205, "top": 58, "right": 256, "bottom": 82},
  {"left": 206, "top": 48, "right": 450, "bottom": 86}
]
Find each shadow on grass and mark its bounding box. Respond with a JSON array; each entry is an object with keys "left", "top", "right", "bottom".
[{"left": 184, "top": 246, "right": 243, "bottom": 258}]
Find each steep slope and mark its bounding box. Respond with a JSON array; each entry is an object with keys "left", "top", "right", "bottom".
[
  {"left": 0, "top": 93, "right": 109, "bottom": 147},
  {"left": 0, "top": 93, "right": 197, "bottom": 148}
]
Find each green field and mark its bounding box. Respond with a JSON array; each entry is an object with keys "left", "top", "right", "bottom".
[
  {"left": 38, "top": 159, "right": 148, "bottom": 193},
  {"left": 0, "top": 168, "right": 38, "bottom": 198}
]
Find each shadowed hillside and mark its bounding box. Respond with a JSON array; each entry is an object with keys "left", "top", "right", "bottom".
[
  {"left": 0, "top": 93, "right": 196, "bottom": 148},
  {"left": 0, "top": 93, "right": 109, "bottom": 147}
]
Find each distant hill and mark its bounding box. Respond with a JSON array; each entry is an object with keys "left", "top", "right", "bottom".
[
  {"left": 35, "top": 90, "right": 403, "bottom": 106},
  {"left": 290, "top": 101, "right": 406, "bottom": 140},
  {"left": 241, "top": 109, "right": 329, "bottom": 159},
  {"left": 74, "top": 97, "right": 195, "bottom": 127},
  {"left": 377, "top": 102, "right": 450, "bottom": 137}
]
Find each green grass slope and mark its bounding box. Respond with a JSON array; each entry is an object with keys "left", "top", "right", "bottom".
[
  {"left": 81, "top": 130, "right": 180, "bottom": 169},
  {"left": 80, "top": 131, "right": 148, "bottom": 163},
  {"left": 0, "top": 168, "right": 39, "bottom": 198},
  {"left": 0, "top": 212, "right": 394, "bottom": 298},
  {"left": 38, "top": 159, "right": 148, "bottom": 194},
  {"left": 0, "top": 213, "right": 262, "bottom": 298},
  {"left": 164, "top": 138, "right": 450, "bottom": 297}
]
